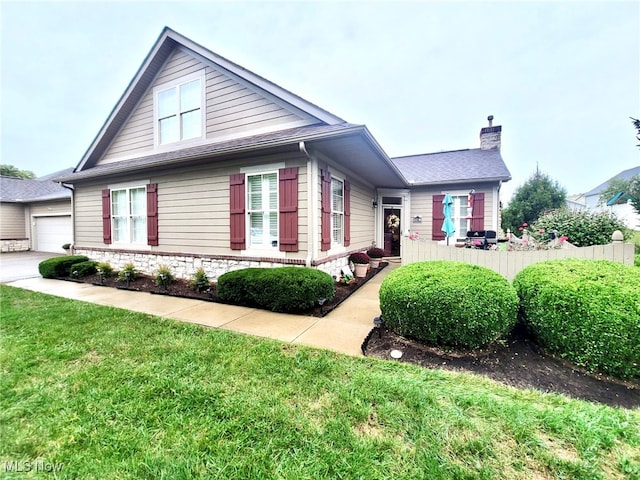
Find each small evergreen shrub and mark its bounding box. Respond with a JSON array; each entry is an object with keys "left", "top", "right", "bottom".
[
  {"left": 38, "top": 255, "right": 89, "bottom": 278},
  {"left": 154, "top": 265, "right": 174, "bottom": 289},
  {"left": 217, "top": 267, "right": 335, "bottom": 313},
  {"left": 379, "top": 261, "right": 518, "bottom": 349},
  {"left": 117, "top": 263, "right": 138, "bottom": 285},
  {"left": 514, "top": 259, "right": 640, "bottom": 379},
  {"left": 70, "top": 261, "right": 98, "bottom": 278},
  {"left": 189, "top": 268, "right": 210, "bottom": 292}
]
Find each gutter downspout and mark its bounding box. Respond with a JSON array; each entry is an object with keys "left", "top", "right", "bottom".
[
  {"left": 60, "top": 183, "right": 75, "bottom": 253},
  {"left": 299, "top": 141, "right": 317, "bottom": 268}
]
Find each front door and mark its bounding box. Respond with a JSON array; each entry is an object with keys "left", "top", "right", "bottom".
[{"left": 383, "top": 207, "right": 401, "bottom": 257}]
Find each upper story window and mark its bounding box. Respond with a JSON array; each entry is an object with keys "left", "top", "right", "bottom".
[
  {"left": 154, "top": 71, "right": 204, "bottom": 145},
  {"left": 247, "top": 172, "right": 278, "bottom": 249},
  {"left": 331, "top": 177, "right": 344, "bottom": 245},
  {"left": 112, "top": 186, "right": 147, "bottom": 244}
]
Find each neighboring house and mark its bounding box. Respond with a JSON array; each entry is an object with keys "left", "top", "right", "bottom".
[
  {"left": 0, "top": 169, "right": 73, "bottom": 253},
  {"left": 581, "top": 166, "right": 640, "bottom": 230},
  {"left": 57, "top": 27, "right": 510, "bottom": 279}
]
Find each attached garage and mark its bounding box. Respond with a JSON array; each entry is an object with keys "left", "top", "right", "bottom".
[{"left": 33, "top": 215, "right": 72, "bottom": 253}]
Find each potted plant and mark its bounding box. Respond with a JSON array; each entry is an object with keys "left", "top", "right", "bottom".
[
  {"left": 349, "top": 252, "right": 370, "bottom": 278},
  {"left": 366, "top": 247, "right": 384, "bottom": 269},
  {"left": 62, "top": 243, "right": 72, "bottom": 255}
]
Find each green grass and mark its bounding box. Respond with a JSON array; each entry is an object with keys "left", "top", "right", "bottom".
[{"left": 1, "top": 286, "right": 639, "bottom": 479}]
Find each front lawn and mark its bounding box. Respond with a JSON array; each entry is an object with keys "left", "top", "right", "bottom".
[{"left": 1, "top": 286, "right": 638, "bottom": 479}]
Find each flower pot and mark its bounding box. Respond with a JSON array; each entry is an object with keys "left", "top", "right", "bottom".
[
  {"left": 354, "top": 263, "right": 368, "bottom": 278},
  {"left": 369, "top": 259, "right": 380, "bottom": 269}
]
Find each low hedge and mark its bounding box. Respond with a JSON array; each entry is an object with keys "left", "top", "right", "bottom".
[
  {"left": 38, "top": 255, "right": 90, "bottom": 279},
  {"left": 514, "top": 259, "right": 640, "bottom": 380},
  {"left": 217, "top": 267, "right": 335, "bottom": 313},
  {"left": 379, "top": 261, "right": 518, "bottom": 349},
  {"left": 70, "top": 261, "right": 98, "bottom": 278}
]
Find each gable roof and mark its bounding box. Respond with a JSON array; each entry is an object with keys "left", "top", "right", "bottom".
[
  {"left": 76, "top": 27, "right": 345, "bottom": 172},
  {"left": 390, "top": 148, "right": 512, "bottom": 186},
  {"left": 1, "top": 169, "right": 73, "bottom": 203},
  {"left": 584, "top": 165, "right": 640, "bottom": 197}
]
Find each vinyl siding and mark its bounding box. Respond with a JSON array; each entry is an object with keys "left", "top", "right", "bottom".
[
  {"left": 75, "top": 153, "right": 309, "bottom": 258},
  {"left": 30, "top": 200, "right": 71, "bottom": 216},
  {"left": 409, "top": 184, "right": 497, "bottom": 237},
  {"left": 0, "top": 203, "right": 26, "bottom": 238},
  {"left": 99, "top": 48, "right": 316, "bottom": 165}
]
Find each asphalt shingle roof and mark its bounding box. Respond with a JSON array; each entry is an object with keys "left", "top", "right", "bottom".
[
  {"left": 1, "top": 168, "right": 73, "bottom": 202},
  {"left": 391, "top": 148, "right": 511, "bottom": 185},
  {"left": 584, "top": 166, "right": 640, "bottom": 197}
]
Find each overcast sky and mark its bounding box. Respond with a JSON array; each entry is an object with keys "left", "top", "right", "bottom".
[{"left": 1, "top": 0, "right": 638, "bottom": 203}]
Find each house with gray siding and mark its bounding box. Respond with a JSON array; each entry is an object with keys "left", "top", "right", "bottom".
[
  {"left": 57, "top": 27, "right": 510, "bottom": 279},
  {"left": 0, "top": 169, "right": 73, "bottom": 253}
]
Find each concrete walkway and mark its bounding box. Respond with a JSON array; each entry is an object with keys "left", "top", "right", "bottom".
[{"left": 5, "top": 260, "right": 400, "bottom": 356}]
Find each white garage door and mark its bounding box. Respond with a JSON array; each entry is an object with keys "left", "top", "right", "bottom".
[{"left": 34, "top": 216, "right": 72, "bottom": 253}]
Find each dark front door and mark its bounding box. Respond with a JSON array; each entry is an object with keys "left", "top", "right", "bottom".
[{"left": 383, "top": 208, "right": 401, "bottom": 256}]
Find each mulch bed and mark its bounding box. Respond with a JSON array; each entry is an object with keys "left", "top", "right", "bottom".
[
  {"left": 363, "top": 324, "right": 640, "bottom": 409},
  {"left": 74, "top": 262, "right": 389, "bottom": 318}
]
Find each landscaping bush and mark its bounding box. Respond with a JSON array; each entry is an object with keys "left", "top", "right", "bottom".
[
  {"left": 189, "top": 267, "right": 210, "bottom": 292},
  {"left": 96, "top": 262, "right": 114, "bottom": 278},
  {"left": 379, "top": 261, "right": 518, "bottom": 349},
  {"left": 117, "top": 263, "right": 138, "bottom": 285},
  {"left": 70, "top": 260, "right": 98, "bottom": 278},
  {"left": 38, "top": 255, "right": 89, "bottom": 278},
  {"left": 532, "top": 208, "right": 628, "bottom": 247},
  {"left": 514, "top": 259, "right": 640, "bottom": 379},
  {"left": 217, "top": 267, "right": 335, "bottom": 313}
]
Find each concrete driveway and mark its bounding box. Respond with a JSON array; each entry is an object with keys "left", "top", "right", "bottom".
[{"left": 0, "top": 251, "right": 62, "bottom": 283}]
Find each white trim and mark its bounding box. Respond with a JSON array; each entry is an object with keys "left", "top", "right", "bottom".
[
  {"left": 240, "top": 162, "right": 285, "bottom": 175},
  {"left": 153, "top": 69, "right": 206, "bottom": 148},
  {"left": 109, "top": 184, "right": 148, "bottom": 247},
  {"left": 108, "top": 179, "right": 150, "bottom": 190},
  {"left": 243, "top": 169, "right": 280, "bottom": 254}
]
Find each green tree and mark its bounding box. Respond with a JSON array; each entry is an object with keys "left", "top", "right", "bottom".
[
  {"left": 631, "top": 116, "right": 640, "bottom": 147},
  {"left": 0, "top": 164, "right": 35, "bottom": 179},
  {"left": 501, "top": 170, "right": 567, "bottom": 234},
  {"left": 598, "top": 175, "right": 640, "bottom": 215}
]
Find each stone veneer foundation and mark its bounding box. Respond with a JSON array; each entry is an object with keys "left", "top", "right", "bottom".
[
  {"left": 1, "top": 239, "right": 30, "bottom": 253},
  {"left": 74, "top": 248, "right": 351, "bottom": 282}
]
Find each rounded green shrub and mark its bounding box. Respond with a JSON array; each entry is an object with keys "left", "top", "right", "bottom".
[
  {"left": 38, "top": 255, "right": 89, "bottom": 278},
  {"left": 217, "top": 267, "right": 335, "bottom": 313},
  {"left": 514, "top": 259, "right": 640, "bottom": 380},
  {"left": 70, "top": 260, "right": 98, "bottom": 278},
  {"left": 379, "top": 261, "right": 518, "bottom": 349}
]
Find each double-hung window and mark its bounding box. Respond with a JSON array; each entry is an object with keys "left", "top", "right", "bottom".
[
  {"left": 111, "top": 186, "right": 147, "bottom": 244},
  {"left": 156, "top": 72, "right": 203, "bottom": 145},
  {"left": 247, "top": 172, "right": 278, "bottom": 249},
  {"left": 331, "top": 177, "right": 344, "bottom": 245}
]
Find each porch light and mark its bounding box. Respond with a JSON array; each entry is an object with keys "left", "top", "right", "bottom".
[{"left": 372, "top": 198, "right": 378, "bottom": 208}]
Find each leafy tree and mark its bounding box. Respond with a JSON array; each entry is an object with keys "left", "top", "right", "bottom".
[
  {"left": 632, "top": 116, "right": 640, "bottom": 147},
  {"left": 598, "top": 174, "right": 640, "bottom": 215},
  {"left": 501, "top": 170, "right": 567, "bottom": 234},
  {"left": 532, "top": 208, "right": 628, "bottom": 247},
  {"left": 0, "top": 164, "right": 35, "bottom": 179}
]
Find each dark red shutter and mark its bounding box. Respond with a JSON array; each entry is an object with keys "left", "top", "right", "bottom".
[
  {"left": 343, "top": 180, "right": 351, "bottom": 247},
  {"left": 147, "top": 183, "right": 159, "bottom": 246},
  {"left": 279, "top": 167, "right": 298, "bottom": 252},
  {"left": 432, "top": 194, "right": 445, "bottom": 241},
  {"left": 230, "top": 174, "right": 246, "bottom": 250},
  {"left": 320, "top": 169, "right": 332, "bottom": 251},
  {"left": 470, "top": 192, "right": 485, "bottom": 230},
  {"left": 102, "top": 189, "right": 112, "bottom": 244}
]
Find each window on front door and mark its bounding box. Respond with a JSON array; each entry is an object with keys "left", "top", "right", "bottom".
[
  {"left": 156, "top": 77, "right": 202, "bottom": 145},
  {"left": 247, "top": 172, "right": 278, "bottom": 249},
  {"left": 111, "top": 186, "right": 147, "bottom": 244},
  {"left": 331, "top": 178, "right": 344, "bottom": 245}
]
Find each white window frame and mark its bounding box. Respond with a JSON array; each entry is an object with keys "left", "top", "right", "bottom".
[
  {"left": 109, "top": 180, "right": 149, "bottom": 247},
  {"left": 240, "top": 163, "right": 285, "bottom": 257},
  {"left": 331, "top": 176, "right": 345, "bottom": 248},
  {"left": 443, "top": 189, "right": 472, "bottom": 238},
  {"left": 153, "top": 69, "right": 205, "bottom": 147}
]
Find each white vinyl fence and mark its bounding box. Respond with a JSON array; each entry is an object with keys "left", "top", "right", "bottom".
[{"left": 401, "top": 239, "right": 635, "bottom": 281}]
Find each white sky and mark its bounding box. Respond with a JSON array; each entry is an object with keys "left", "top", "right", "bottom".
[{"left": 1, "top": 0, "right": 638, "bottom": 203}]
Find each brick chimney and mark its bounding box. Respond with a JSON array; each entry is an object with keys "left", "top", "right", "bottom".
[{"left": 480, "top": 115, "right": 502, "bottom": 150}]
